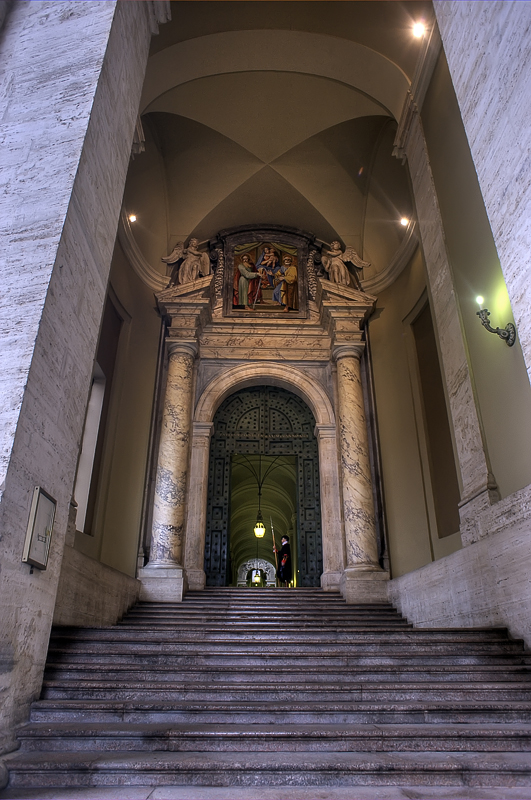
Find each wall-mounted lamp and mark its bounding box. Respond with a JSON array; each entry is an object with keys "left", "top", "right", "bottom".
[{"left": 476, "top": 296, "right": 516, "bottom": 347}]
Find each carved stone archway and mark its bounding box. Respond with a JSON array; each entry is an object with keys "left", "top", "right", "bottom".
[
  {"left": 237, "top": 558, "right": 276, "bottom": 588},
  {"left": 184, "top": 363, "right": 343, "bottom": 593}
]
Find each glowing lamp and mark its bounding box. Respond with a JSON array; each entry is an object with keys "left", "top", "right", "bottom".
[{"left": 254, "top": 510, "right": 266, "bottom": 538}]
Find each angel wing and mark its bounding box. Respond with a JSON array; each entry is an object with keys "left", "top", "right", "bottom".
[
  {"left": 343, "top": 247, "right": 370, "bottom": 270},
  {"left": 199, "top": 251, "right": 211, "bottom": 276},
  {"left": 161, "top": 242, "right": 184, "bottom": 265}
]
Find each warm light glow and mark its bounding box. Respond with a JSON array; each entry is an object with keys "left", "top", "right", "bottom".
[
  {"left": 400, "top": 217, "right": 409, "bottom": 227},
  {"left": 476, "top": 296, "right": 485, "bottom": 307},
  {"left": 129, "top": 214, "right": 137, "bottom": 222},
  {"left": 254, "top": 521, "right": 266, "bottom": 538},
  {"left": 413, "top": 22, "right": 426, "bottom": 38}
]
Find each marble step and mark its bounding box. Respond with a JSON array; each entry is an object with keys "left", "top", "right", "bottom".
[
  {"left": 118, "top": 613, "right": 413, "bottom": 630},
  {"left": 39, "top": 681, "right": 531, "bottom": 703},
  {"left": 45, "top": 626, "right": 524, "bottom": 653},
  {"left": 126, "top": 612, "right": 405, "bottom": 621},
  {"left": 6, "top": 749, "right": 531, "bottom": 788},
  {"left": 43, "top": 651, "right": 531, "bottom": 668},
  {"left": 44, "top": 644, "right": 530, "bottom": 662},
  {"left": 42, "top": 663, "right": 531, "bottom": 682},
  {"left": 16, "top": 722, "right": 531, "bottom": 753},
  {"left": 49, "top": 628, "right": 516, "bottom": 644},
  {"left": 29, "top": 699, "right": 531, "bottom": 725}
]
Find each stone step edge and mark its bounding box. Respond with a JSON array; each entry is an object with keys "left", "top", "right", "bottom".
[
  {"left": 17, "top": 721, "right": 531, "bottom": 736},
  {"left": 6, "top": 750, "right": 531, "bottom": 771},
  {"left": 39, "top": 680, "right": 531, "bottom": 690},
  {"left": 30, "top": 699, "right": 531, "bottom": 710}
]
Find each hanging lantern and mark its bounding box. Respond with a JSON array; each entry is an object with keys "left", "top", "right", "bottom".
[
  {"left": 254, "top": 509, "right": 266, "bottom": 538},
  {"left": 251, "top": 569, "right": 261, "bottom": 584}
]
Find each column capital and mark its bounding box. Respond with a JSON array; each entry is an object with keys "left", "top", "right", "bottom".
[
  {"left": 192, "top": 421, "right": 214, "bottom": 441},
  {"left": 333, "top": 343, "right": 364, "bottom": 362},
  {"left": 167, "top": 339, "right": 198, "bottom": 359},
  {"left": 314, "top": 423, "right": 337, "bottom": 441}
]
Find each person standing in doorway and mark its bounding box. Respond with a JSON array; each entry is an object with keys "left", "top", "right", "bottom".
[{"left": 275, "top": 535, "right": 292, "bottom": 587}]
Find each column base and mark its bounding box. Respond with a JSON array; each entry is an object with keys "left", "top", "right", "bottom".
[
  {"left": 320, "top": 570, "right": 342, "bottom": 592},
  {"left": 340, "top": 566, "right": 390, "bottom": 604},
  {"left": 138, "top": 565, "right": 186, "bottom": 602},
  {"left": 185, "top": 568, "right": 206, "bottom": 591}
]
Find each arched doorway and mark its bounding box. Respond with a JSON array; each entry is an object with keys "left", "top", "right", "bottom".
[{"left": 204, "top": 386, "right": 323, "bottom": 587}]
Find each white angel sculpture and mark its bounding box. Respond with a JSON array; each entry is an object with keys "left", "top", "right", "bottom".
[
  {"left": 321, "top": 241, "right": 370, "bottom": 289},
  {"left": 161, "top": 238, "right": 211, "bottom": 286}
]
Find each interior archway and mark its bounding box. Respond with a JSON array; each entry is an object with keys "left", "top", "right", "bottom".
[{"left": 204, "top": 385, "right": 323, "bottom": 587}]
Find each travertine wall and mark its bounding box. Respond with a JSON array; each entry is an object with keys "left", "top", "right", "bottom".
[
  {"left": 421, "top": 47, "right": 531, "bottom": 501},
  {"left": 389, "top": 482, "right": 531, "bottom": 646},
  {"left": 53, "top": 547, "right": 140, "bottom": 628},
  {"left": 389, "top": 3, "right": 531, "bottom": 642},
  {"left": 0, "top": 1, "right": 153, "bottom": 754},
  {"left": 369, "top": 249, "right": 463, "bottom": 577},
  {"left": 434, "top": 0, "right": 531, "bottom": 387},
  {"left": 73, "top": 243, "right": 162, "bottom": 577}
]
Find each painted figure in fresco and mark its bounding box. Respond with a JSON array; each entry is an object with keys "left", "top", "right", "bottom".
[
  {"left": 257, "top": 246, "right": 281, "bottom": 288},
  {"left": 280, "top": 255, "right": 298, "bottom": 312},
  {"left": 235, "top": 253, "right": 262, "bottom": 310},
  {"left": 161, "top": 238, "right": 211, "bottom": 286},
  {"left": 320, "top": 241, "right": 369, "bottom": 289}
]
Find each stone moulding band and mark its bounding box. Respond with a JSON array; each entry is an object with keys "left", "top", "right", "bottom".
[{"left": 194, "top": 362, "right": 336, "bottom": 427}]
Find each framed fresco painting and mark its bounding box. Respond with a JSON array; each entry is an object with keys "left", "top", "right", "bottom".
[
  {"left": 232, "top": 242, "right": 300, "bottom": 313},
  {"left": 22, "top": 486, "right": 57, "bottom": 570},
  {"left": 218, "top": 226, "right": 312, "bottom": 319}
]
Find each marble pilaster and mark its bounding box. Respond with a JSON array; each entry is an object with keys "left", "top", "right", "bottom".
[
  {"left": 183, "top": 421, "right": 214, "bottom": 590},
  {"left": 139, "top": 340, "right": 197, "bottom": 601},
  {"left": 334, "top": 345, "right": 388, "bottom": 602},
  {"left": 314, "top": 423, "right": 343, "bottom": 591}
]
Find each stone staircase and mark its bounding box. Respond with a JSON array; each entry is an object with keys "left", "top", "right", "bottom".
[{"left": 5, "top": 588, "right": 531, "bottom": 789}]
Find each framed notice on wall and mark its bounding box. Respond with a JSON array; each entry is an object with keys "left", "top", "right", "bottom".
[{"left": 22, "top": 487, "right": 56, "bottom": 570}]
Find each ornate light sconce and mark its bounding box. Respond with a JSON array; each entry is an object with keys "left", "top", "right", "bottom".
[{"left": 476, "top": 297, "right": 516, "bottom": 347}]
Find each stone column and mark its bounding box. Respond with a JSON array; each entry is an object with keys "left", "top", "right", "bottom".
[
  {"left": 139, "top": 340, "right": 197, "bottom": 601},
  {"left": 314, "top": 423, "right": 344, "bottom": 592},
  {"left": 334, "top": 344, "right": 388, "bottom": 602},
  {"left": 183, "top": 421, "right": 214, "bottom": 590}
]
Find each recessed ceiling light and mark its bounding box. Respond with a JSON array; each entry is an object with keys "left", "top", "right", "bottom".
[
  {"left": 413, "top": 22, "right": 426, "bottom": 38},
  {"left": 129, "top": 214, "right": 137, "bottom": 222}
]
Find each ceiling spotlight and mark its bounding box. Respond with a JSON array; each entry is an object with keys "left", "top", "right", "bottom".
[
  {"left": 129, "top": 214, "right": 137, "bottom": 223},
  {"left": 400, "top": 217, "right": 410, "bottom": 227},
  {"left": 413, "top": 22, "right": 426, "bottom": 38}
]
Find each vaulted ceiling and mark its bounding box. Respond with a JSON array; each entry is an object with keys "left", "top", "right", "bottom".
[{"left": 123, "top": 1, "right": 431, "bottom": 288}]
